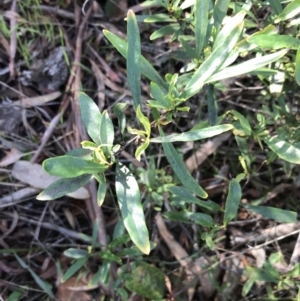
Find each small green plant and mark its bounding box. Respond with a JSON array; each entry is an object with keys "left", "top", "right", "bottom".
[{"left": 37, "top": 1, "right": 300, "bottom": 298}]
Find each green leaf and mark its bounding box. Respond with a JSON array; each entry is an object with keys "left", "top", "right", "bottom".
[
  {"left": 15, "top": 254, "right": 54, "bottom": 298},
  {"left": 96, "top": 172, "right": 106, "bottom": 206},
  {"left": 66, "top": 147, "right": 93, "bottom": 159},
  {"left": 115, "top": 162, "right": 150, "bottom": 254},
  {"left": 62, "top": 257, "right": 89, "bottom": 282},
  {"left": 43, "top": 156, "right": 107, "bottom": 178},
  {"left": 213, "top": 0, "right": 231, "bottom": 34},
  {"left": 89, "top": 260, "right": 110, "bottom": 287},
  {"left": 275, "top": 0, "right": 300, "bottom": 22},
  {"left": 182, "top": 12, "right": 244, "bottom": 98},
  {"left": 206, "top": 50, "right": 288, "bottom": 83},
  {"left": 195, "top": 0, "right": 209, "bottom": 58},
  {"left": 36, "top": 174, "right": 92, "bottom": 200},
  {"left": 78, "top": 92, "right": 102, "bottom": 145},
  {"left": 125, "top": 262, "right": 166, "bottom": 300},
  {"left": 98, "top": 249, "right": 122, "bottom": 264},
  {"left": 127, "top": 10, "right": 142, "bottom": 109},
  {"left": 224, "top": 179, "right": 241, "bottom": 226},
  {"left": 248, "top": 34, "right": 300, "bottom": 50},
  {"left": 135, "top": 138, "right": 150, "bottom": 161},
  {"left": 243, "top": 205, "right": 296, "bottom": 223},
  {"left": 136, "top": 105, "right": 151, "bottom": 136},
  {"left": 151, "top": 124, "right": 233, "bottom": 143},
  {"left": 150, "top": 23, "right": 180, "bottom": 40},
  {"left": 81, "top": 141, "right": 97, "bottom": 150},
  {"left": 207, "top": 84, "right": 218, "bottom": 126},
  {"left": 190, "top": 212, "right": 214, "bottom": 227},
  {"left": 269, "top": 0, "right": 283, "bottom": 15},
  {"left": 149, "top": 82, "right": 172, "bottom": 110},
  {"left": 7, "top": 289, "right": 23, "bottom": 301},
  {"left": 100, "top": 110, "right": 114, "bottom": 157},
  {"left": 264, "top": 136, "right": 300, "bottom": 164},
  {"left": 163, "top": 211, "right": 192, "bottom": 222},
  {"left": 295, "top": 47, "right": 300, "bottom": 86},
  {"left": 144, "top": 13, "right": 175, "bottom": 22},
  {"left": 113, "top": 103, "right": 127, "bottom": 135},
  {"left": 169, "top": 186, "right": 222, "bottom": 211},
  {"left": 103, "top": 30, "right": 167, "bottom": 90},
  {"left": 159, "top": 127, "right": 208, "bottom": 198},
  {"left": 213, "top": 11, "right": 245, "bottom": 51},
  {"left": 64, "top": 248, "right": 89, "bottom": 259},
  {"left": 230, "top": 110, "right": 252, "bottom": 136}
]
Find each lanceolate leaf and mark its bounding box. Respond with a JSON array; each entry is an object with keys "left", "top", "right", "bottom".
[
  {"left": 207, "top": 84, "right": 218, "bottom": 126},
  {"left": 113, "top": 103, "right": 127, "bottom": 135},
  {"left": 127, "top": 10, "right": 142, "bottom": 109},
  {"left": 100, "top": 111, "right": 114, "bottom": 157},
  {"left": 243, "top": 205, "right": 296, "bottom": 223},
  {"left": 275, "top": 0, "right": 300, "bottom": 22},
  {"left": 62, "top": 257, "right": 89, "bottom": 283},
  {"left": 213, "top": 11, "right": 245, "bottom": 51},
  {"left": 135, "top": 138, "right": 150, "bottom": 161},
  {"left": 213, "top": 0, "right": 230, "bottom": 34},
  {"left": 264, "top": 136, "right": 300, "bottom": 164},
  {"left": 43, "top": 156, "right": 108, "bottom": 178},
  {"left": 36, "top": 174, "right": 93, "bottom": 200},
  {"left": 159, "top": 128, "right": 208, "bottom": 198},
  {"left": 78, "top": 92, "right": 102, "bottom": 145},
  {"left": 206, "top": 49, "right": 288, "bottom": 83},
  {"left": 169, "top": 186, "right": 221, "bottom": 212},
  {"left": 182, "top": 12, "right": 244, "bottom": 98},
  {"left": 115, "top": 162, "right": 150, "bottom": 254},
  {"left": 195, "top": 0, "right": 209, "bottom": 58},
  {"left": 248, "top": 34, "right": 300, "bottom": 50},
  {"left": 151, "top": 124, "right": 233, "bottom": 143},
  {"left": 269, "top": 0, "right": 283, "bottom": 15},
  {"left": 224, "top": 179, "right": 242, "bottom": 226},
  {"left": 136, "top": 105, "right": 151, "bottom": 136},
  {"left": 103, "top": 30, "right": 167, "bottom": 90},
  {"left": 295, "top": 47, "right": 300, "bottom": 86},
  {"left": 96, "top": 172, "right": 106, "bottom": 206}
]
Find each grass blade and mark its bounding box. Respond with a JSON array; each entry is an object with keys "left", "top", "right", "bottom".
[{"left": 15, "top": 254, "right": 54, "bottom": 298}]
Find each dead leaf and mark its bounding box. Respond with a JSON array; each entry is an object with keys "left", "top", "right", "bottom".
[
  {"left": 0, "top": 187, "right": 39, "bottom": 208},
  {"left": 185, "top": 132, "right": 231, "bottom": 173},
  {"left": 57, "top": 277, "right": 92, "bottom": 301},
  {"left": 0, "top": 102, "right": 22, "bottom": 133},
  {"left": 13, "top": 91, "right": 62, "bottom": 108},
  {"left": 0, "top": 148, "right": 24, "bottom": 166},
  {"left": 11, "top": 160, "right": 90, "bottom": 199}
]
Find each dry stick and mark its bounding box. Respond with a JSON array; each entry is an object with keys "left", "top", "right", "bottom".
[
  {"left": 9, "top": 0, "right": 17, "bottom": 79},
  {"left": 289, "top": 233, "right": 300, "bottom": 268},
  {"left": 4, "top": 212, "right": 92, "bottom": 243}
]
